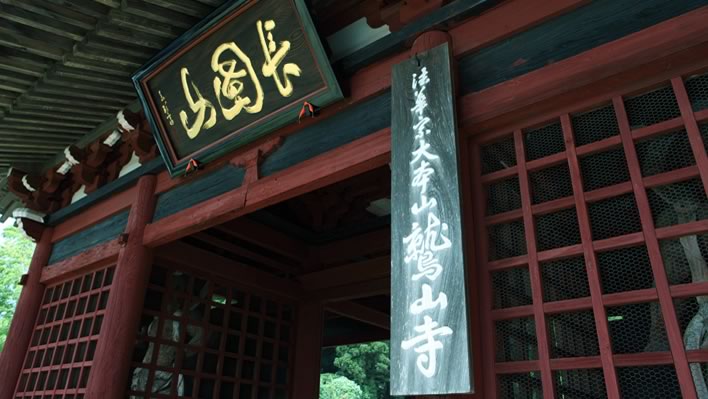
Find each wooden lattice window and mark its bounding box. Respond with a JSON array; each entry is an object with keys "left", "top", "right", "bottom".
[
  {"left": 472, "top": 70, "right": 708, "bottom": 398},
  {"left": 13, "top": 266, "right": 116, "bottom": 398},
  {"left": 127, "top": 264, "right": 294, "bottom": 399}
]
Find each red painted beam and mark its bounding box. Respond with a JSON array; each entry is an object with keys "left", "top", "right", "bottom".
[
  {"left": 41, "top": 238, "right": 121, "bottom": 285},
  {"left": 143, "top": 128, "right": 391, "bottom": 248},
  {"left": 461, "top": 6, "right": 708, "bottom": 133},
  {"left": 348, "top": 0, "right": 589, "bottom": 105},
  {"left": 449, "top": 0, "right": 589, "bottom": 57},
  {"left": 0, "top": 227, "right": 53, "bottom": 398},
  {"left": 52, "top": 185, "right": 135, "bottom": 243}
]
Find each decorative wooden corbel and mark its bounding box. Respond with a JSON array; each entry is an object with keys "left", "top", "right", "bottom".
[
  {"left": 6, "top": 168, "right": 33, "bottom": 202},
  {"left": 12, "top": 208, "right": 46, "bottom": 242},
  {"left": 364, "top": 0, "right": 404, "bottom": 31},
  {"left": 231, "top": 136, "right": 284, "bottom": 185},
  {"left": 65, "top": 145, "right": 100, "bottom": 189},
  {"left": 399, "top": 0, "right": 443, "bottom": 26},
  {"left": 106, "top": 140, "right": 136, "bottom": 182},
  {"left": 364, "top": 0, "right": 443, "bottom": 32},
  {"left": 117, "top": 109, "right": 141, "bottom": 133},
  {"left": 85, "top": 135, "right": 114, "bottom": 168},
  {"left": 42, "top": 167, "right": 67, "bottom": 195},
  {"left": 131, "top": 120, "right": 158, "bottom": 163}
]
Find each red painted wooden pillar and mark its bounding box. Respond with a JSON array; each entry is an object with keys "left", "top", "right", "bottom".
[
  {"left": 292, "top": 299, "right": 325, "bottom": 398},
  {"left": 0, "top": 227, "right": 53, "bottom": 399},
  {"left": 85, "top": 174, "right": 157, "bottom": 398}
]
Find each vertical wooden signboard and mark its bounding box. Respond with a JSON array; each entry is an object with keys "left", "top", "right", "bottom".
[{"left": 390, "top": 43, "right": 473, "bottom": 395}]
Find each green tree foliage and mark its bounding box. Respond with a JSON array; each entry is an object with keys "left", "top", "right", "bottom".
[
  {"left": 0, "top": 225, "right": 35, "bottom": 352},
  {"left": 333, "top": 341, "right": 390, "bottom": 399},
  {"left": 320, "top": 373, "right": 363, "bottom": 399}
]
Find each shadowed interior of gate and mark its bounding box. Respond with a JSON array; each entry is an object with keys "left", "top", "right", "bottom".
[{"left": 126, "top": 166, "right": 392, "bottom": 398}]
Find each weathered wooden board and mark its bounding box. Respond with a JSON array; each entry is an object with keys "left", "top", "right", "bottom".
[
  {"left": 134, "top": 0, "right": 342, "bottom": 176},
  {"left": 390, "top": 43, "right": 472, "bottom": 395},
  {"left": 48, "top": 209, "right": 129, "bottom": 265},
  {"left": 152, "top": 164, "right": 245, "bottom": 221},
  {"left": 458, "top": 0, "right": 706, "bottom": 93}
]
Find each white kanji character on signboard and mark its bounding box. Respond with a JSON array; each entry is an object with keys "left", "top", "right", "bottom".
[
  {"left": 412, "top": 251, "right": 443, "bottom": 281},
  {"left": 425, "top": 212, "right": 451, "bottom": 252},
  {"left": 410, "top": 283, "right": 447, "bottom": 314},
  {"left": 412, "top": 160, "right": 435, "bottom": 193},
  {"left": 401, "top": 315, "right": 453, "bottom": 378},
  {"left": 411, "top": 138, "right": 439, "bottom": 165},
  {"left": 403, "top": 222, "right": 424, "bottom": 264}
]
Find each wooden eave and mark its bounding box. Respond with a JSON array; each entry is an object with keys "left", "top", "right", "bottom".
[{"left": 0, "top": 0, "right": 412, "bottom": 220}]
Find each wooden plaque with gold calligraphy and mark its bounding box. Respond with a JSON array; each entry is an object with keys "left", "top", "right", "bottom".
[{"left": 133, "top": 0, "right": 342, "bottom": 176}]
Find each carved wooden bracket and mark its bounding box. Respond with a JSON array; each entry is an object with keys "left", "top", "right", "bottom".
[
  {"left": 7, "top": 168, "right": 33, "bottom": 203},
  {"left": 12, "top": 208, "right": 46, "bottom": 242},
  {"left": 18, "top": 218, "right": 45, "bottom": 242},
  {"left": 124, "top": 117, "right": 158, "bottom": 163},
  {"left": 7, "top": 109, "right": 160, "bottom": 213}
]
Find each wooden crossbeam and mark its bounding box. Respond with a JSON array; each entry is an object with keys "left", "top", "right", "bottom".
[
  {"left": 0, "top": 129, "right": 84, "bottom": 140},
  {"left": 2, "top": 116, "right": 97, "bottom": 129},
  {"left": 191, "top": 231, "right": 301, "bottom": 275},
  {"left": 156, "top": 241, "right": 303, "bottom": 300},
  {"left": 141, "top": 0, "right": 211, "bottom": 18},
  {"left": 326, "top": 301, "right": 390, "bottom": 330},
  {"left": 94, "top": 23, "right": 168, "bottom": 50},
  {"left": 0, "top": 123, "right": 90, "bottom": 134},
  {"left": 61, "top": 54, "right": 134, "bottom": 76},
  {"left": 0, "top": 0, "right": 97, "bottom": 30},
  {"left": 121, "top": 0, "right": 196, "bottom": 29},
  {"left": 299, "top": 255, "right": 390, "bottom": 291},
  {"left": 20, "top": 94, "right": 124, "bottom": 109},
  {"left": 0, "top": 5, "right": 87, "bottom": 41},
  {"left": 300, "top": 255, "right": 390, "bottom": 302},
  {"left": 0, "top": 27, "right": 64, "bottom": 60},
  {"left": 32, "top": 85, "right": 135, "bottom": 103},
  {"left": 9, "top": 109, "right": 107, "bottom": 123},
  {"left": 52, "top": 66, "right": 134, "bottom": 87},
  {"left": 17, "top": 101, "right": 115, "bottom": 115},
  {"left": 315, "top": 227, "right": 390, "bottom": 265},
  {"left": 215, "top": 217, "right": 309, "bottom": 263}
]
